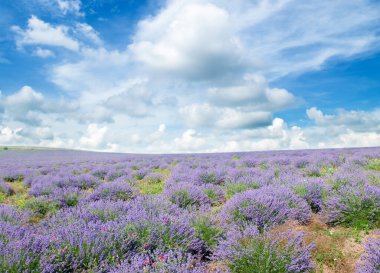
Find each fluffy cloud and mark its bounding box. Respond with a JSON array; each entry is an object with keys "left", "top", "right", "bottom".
[
  {"left": 130, "top": 2, "right": 246, "bottom": 80},
  {"left": 12, "top": 16, "right": 79, "bottom": 51},
  {"left": 307, "top": 107, "right": 380, "bottom": 131},
  {"left": 180, "top": 75, "right": 296, "bottom": 130},
  {"left": 180, "top": 103, "right": 272, "bottom": 129},
  {"left": 130, "top": 0, "right": 380, "bottom": 79},
  {"left": 1, "top": 86, "right": 78, "bottom": 125},
  {"left": 4, "top": 0, "right": 380, "bottom": 152},
  {"left": 79, "top": 123, "right": 108, "bottom": 149},
  {"left": 208, "top": 74, "right": 296, "bottom": 110},
  {"left": 0, "top": 127, "right": 23, "bottom": 144}
]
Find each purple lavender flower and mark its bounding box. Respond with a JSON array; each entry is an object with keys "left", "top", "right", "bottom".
[
  {"left": 89, "top": 181, "right": 136, "bottom": 201},
  {"left": 110, "top": 250, "right": 208, "bottom": 273},
  {"left": 323, "top": 185, "right": 380, "bottom": 229},
  {"left": 0, "top": 181, "right": 14, "bottom": 196},
  {"left": 220, "top": 186, "right": 311, "bottom": 231},
  {"left": 164, "top": 182, "right": 211, "bottom": 208},
  {"left": 213, "top": 226, "right": 314, "bottom": 273},
  {"left": 356, "top": 231, "right": 380, "bottom": 273}
]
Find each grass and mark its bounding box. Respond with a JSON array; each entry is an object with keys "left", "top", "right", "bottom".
[
  {"left": 274, "top": 216, "right": 367, "bottom": 273},
  {"left": 366, "top": 158, "right": 380, "bottom": 171},
  {"left": 137, "top": 168, "right": 170, "bottom": 195},
  {"left": 223, "top": 182, "right": 260, "bottom": 198}
]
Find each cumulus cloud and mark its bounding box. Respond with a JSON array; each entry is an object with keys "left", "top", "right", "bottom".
[
  {"left": 180, "top": 75, "right": 296, "bottom": 130},
  {"left": 130, "top": 1, "right": 246, "bottom": 80},
  {"left": 79, "top": 123, "right": 108, "bottom": 149},
  {"left": 208, "top": 74, "right": 297, "bottom": 110},
  {"left": 174, "top": 129, "right": 208, "bottom": 151},
  {"left": 307, "top": 107, "right": 380, "bottom": 131},
  {"left": 5, "top": 0, "right": 380, "bottom": 152},
  {"left": 180, "top": 103, "right": 272, "bottom": 129},
  {"left": 12, "top": 15, "right": 80, "bottom": 51},
  {"left": 1, "top": 86, "right": 78, "bottom": 125},
  {"left": 130, "top": 0, "right": 380, "bottom": 79},
  {"left": 0, "top": 127, "right": 23, "bottom": 144}
]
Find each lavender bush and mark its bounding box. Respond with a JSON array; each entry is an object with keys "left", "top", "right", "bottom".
[
  {"left": 220, "top": 186, "right": 311, "bottom": 231},
  {"left": 323, "top": 185, "right": 380, "bottom": 229},
  {"left": 356, "top": 231, "right": 380, "bottom": 273},
  {"left": 164, "top": 182, "right": 211, "bottom": 208},
  {"left": 0, "top": 148, "right": 379, "bottom": 272},
  {"left": 213, "top": 226, "right": 314, "bottom": 273}
]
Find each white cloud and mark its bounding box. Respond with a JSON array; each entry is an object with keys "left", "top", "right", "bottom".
[
  {"left": 180, "top": 103, "right": 272, "bottom": 129},
  {"left": 130, "top": 0, "right": 380, "bottom": 79},
  {"left": 180, "top": 74, "right": 296, "bottom": 130},
  {"left": 51, "top": 47, "right": 130, "bottom": 92},
  {"left": 5, "top": 1, "right": 380, "bottom": 153},
  {"left": 1, "top": 86, "right": 78, "bottom": 125},
  {"left": 307, "top": 107, "right": 380, "bottom": 130},
  {"left": 104, "top": 81, "right": 154, "bottom": 118},
  {"left": 33, "top": 47, "right": 55, "bottom": 58},
  {"left": 12, "top": 15, "right": 79, "bottom": 51},
  {"left": 56, "top": 0, "right": 83, "bottom": 16},
  {"left": 208, "top": 74, "right": 296, "bottom": 110},
  {"left": 130, "top": 1, "right": 246, "bottom": 80},
  {"left": 75, "top": 23, "right": 102, "bottom": 45},
  {"left": 79, "top": 123, "right": 108, "bottom": 149},
  {"left": 174, "top": 129, "right": 208, "bottom": 151},
  {"left": 0, "top": 127, "right": 23, "bottom": 144}
]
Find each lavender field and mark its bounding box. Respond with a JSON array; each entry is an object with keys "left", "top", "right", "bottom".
[{"left": 0, "top": 148, "right": 379, "bottom": 273}]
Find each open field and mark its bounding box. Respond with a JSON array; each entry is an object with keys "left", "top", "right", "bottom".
[{"left": 0, "top": 148, "right": 379, "bottom": 272}]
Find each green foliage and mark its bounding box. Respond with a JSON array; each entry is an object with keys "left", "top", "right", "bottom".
[
  {"left": 315, "top": 247, "right": 343, "bottom": 269},
  {"left": 203, "top": 188, "right": 222, "bottom": 205},
  {"left": 0, "top": 193, "right": 5, "bottom": 203},
  {"left": 171, "top": 190, "right": 194, "bottom": 208},
  {"left": 293, "top": 185, "right": 307, "bottom": 197},
  {"left": 192, "top": 216, "right": 223, "bottom": 250},
  {"left": 2, "top": 174, "right": 24, "bottom": 183},
  {"left": 224, "top": 183, "right": 260, "bottom": 198},
  {"left": 230, "top": 237, "right": 291, "bottom": 273},
  {"left": 23, "top": 198, "right": 58, "bottom": 218},
  {"left": 366, "top": 158, "right": 380, "bottom": 171},
  {"left": 138, "top": 177, "right": 165, "bottom": 195},
  {"left": 343, "top": 197, "right": 379, "bottom": 230}
]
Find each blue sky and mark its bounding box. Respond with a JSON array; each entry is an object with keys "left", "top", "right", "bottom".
[{"left": 0, "top": 0, "right": 379, "bottom": 152}]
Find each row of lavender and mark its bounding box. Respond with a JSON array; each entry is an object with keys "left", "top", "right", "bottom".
[{"left": 0, "top": 148, "right": 379, "bottom": 272}]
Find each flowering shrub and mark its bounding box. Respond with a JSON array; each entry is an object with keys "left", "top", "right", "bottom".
[
  {"left": 213, "top": 226, "right": 314, "bottom": 273},
  {"left": 165, "top": 182, "right": 211, "bottom": 208},
  {"left": 203, "top": 184, "right": 225, "bottom": 205},
  {"left": 0, "top": 181, "right": 14, "bottom": 196},
  {"left": 220, "top": 186, "right": 311, "bottom": 231},
  {"left": 324, "top": 185, "right": 380, "bottom": 229},
  {"left": 0, "top": 148, "right": 379, "bottom": 272},
  {"left": 89, "top": 181, "right": 136, "bottom": 201},
  {"left": 110, "top": 250, "right": 208, "bottom": 273},
  {"left": 293, "top": 180, "right": 327, "bottom": 213},
  {"left": 356, "top": 231, "right": 380, "bottom": 273}
]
